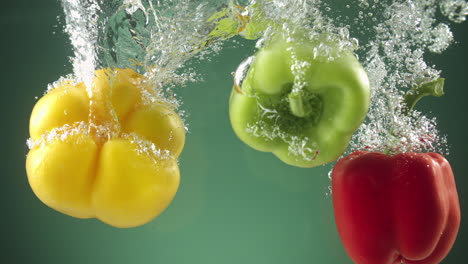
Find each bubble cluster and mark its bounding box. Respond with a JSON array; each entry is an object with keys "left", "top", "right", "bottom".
[
  {"left": 440, "top": 0, "right": 468, "bottom": 23},
  {"left": 123, "top": 133, "right": 173, "bottom": 162},
  {"left": 27, "top": 122, "right": 89, "bottom": 150},
  {"left": 350, "top": 0, "right": 457, "bottom": 155}
]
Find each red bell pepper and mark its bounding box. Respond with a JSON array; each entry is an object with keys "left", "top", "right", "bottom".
[{"left": 332, "top": 151, "right": 460, "bottom": 264}]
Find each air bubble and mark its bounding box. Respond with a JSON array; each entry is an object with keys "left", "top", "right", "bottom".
[
  {"left": 440, "top": 0, "right": 468, "bottom": 23},
  {"left": 234, "top": 56, "right": 255, "bottom": 94}
]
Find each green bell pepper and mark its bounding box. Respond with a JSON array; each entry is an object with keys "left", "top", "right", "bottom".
[{"left": 229, "top": 34, "right": 370, "bottom": 168}]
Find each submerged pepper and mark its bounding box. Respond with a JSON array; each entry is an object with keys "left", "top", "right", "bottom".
[
  {"left": 26, "top": 68, "right": 185, "bottom": 228},
  {"left": 229, "top": 34, "right": 370, "bottom": 167},
  {"left": 332, "top": 151, "right": 460, "bottom": 264}
]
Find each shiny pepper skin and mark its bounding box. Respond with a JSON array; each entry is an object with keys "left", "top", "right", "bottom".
[
  {"left": 26, "top": 68, "right": 185, "bottom": 228},
  {"left": 229, "top": 34, "right": 370, "bottom": 168},
  {"left": 332, "top": 151, "right": 460, "bottom": 264}
]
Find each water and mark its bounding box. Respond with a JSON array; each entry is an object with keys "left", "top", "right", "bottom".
[{"left": 15, "top": 0, "right": 467, "bottom": 263}]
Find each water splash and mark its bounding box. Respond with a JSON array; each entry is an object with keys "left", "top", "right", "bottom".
[
  {"left": 61, "top": 0, "right": 102, "bottom": 90},
  {"left": 55, "top": 0, "right": 466, "bottom": 158}
]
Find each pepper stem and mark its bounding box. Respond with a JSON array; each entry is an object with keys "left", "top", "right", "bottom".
[
  {"left": 403, "top": 78, "right": 445, "bottom": 114},
  {"left": 288, "top": 91, "right": 311, "bottom": 118}
]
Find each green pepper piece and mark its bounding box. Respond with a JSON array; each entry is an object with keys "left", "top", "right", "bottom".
[{"left": 229, "top": 34, "right": 370, "bottom": 168}]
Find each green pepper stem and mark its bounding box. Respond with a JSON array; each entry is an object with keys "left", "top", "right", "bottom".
[
  {"left": 403, "top": 78, "right": 445, "bottom": 114},
  {"left": 288, "top": 91, "right": 311, "bottom": 118}
]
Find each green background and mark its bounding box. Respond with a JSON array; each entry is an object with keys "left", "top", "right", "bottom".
[{"left": 1, "top": 1, "right": 466, "bottom": 263}]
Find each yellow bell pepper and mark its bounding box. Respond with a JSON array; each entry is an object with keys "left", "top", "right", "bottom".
[{"left": 26, "top": 68, "right": 185, "bottom": 228}]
